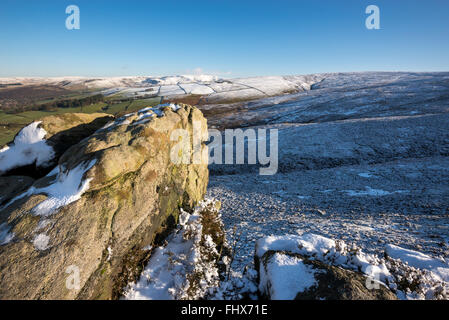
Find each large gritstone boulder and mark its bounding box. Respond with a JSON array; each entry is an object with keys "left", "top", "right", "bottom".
[{"left": 0, "top": 104, "right": 209, "bottom": 299}]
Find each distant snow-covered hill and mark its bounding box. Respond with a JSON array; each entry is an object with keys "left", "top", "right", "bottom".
[{"left": 0, "top": 74, "right": 326, "bottom": 102}]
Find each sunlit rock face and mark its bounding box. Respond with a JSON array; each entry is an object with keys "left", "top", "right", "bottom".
[{"left": 0, "top": 104, "right": 209, "bottom": 300}]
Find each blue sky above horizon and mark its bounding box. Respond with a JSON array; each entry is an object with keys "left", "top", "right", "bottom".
[{"left": 1, "top": 0, "right": 448, "bottom": 78}]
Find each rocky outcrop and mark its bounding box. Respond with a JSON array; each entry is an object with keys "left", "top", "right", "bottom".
[
  {"left": 257, "top": 250, "right": 397, "bottom": 300},
  {"left": 0, "top": 176, "right": 35, "bottom": 207},
  {"left": 123, "top": 199, "right": 230, "bottom": 300},
  {"left": 0, "top": 104, "right": 209, "bottom": 299}
]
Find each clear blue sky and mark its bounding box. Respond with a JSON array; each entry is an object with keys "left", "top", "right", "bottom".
[{"left": 1, "top": 0, "right": 448, "bottom": 77}]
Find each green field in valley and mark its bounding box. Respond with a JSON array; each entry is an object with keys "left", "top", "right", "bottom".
[{"left": 0, "top": 97, "right": 162, "bottom": 146}]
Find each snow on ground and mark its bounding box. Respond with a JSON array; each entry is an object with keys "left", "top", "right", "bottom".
[
  {"left": 2, "top": 159, "right": 96, "bottom": 217},
  {"left": 123, "top": 199, "right": 223, "bottom": 300},
  {"left": 123, "top": 197, "right": 259, "bottom": 301},
  {"left": 232, "top": 76, "right": 299, "bottom": 96},
  {"left": 208, "top": 157, "right": 449, "bottom": 289},
  {"left": 202, "top": 75, "right": 328, "bottom": 103},
  {"left": 0, "top": 75, "right": 218, "bottom": 90},
  {"left": 206, "top": 81, "right": 248, "bottom": 93},
  {"left": 204, "top": 72, "right": 449, "bottom": 129},
  {"left": 255, "top": 233, "right": 449, "bottom": 299},
  {"left": 100, "top": 87, "right": 124, "bottom": 96},
  {"left": 0, "top": 121, "right": 54, "bottom": 174},
  {"left": 345, "top": 187, "right": 407, "bottom": 197},
  {"left": 178, "top": 83, "right": 215, "bottom": 95},
  {"left": 205, "top": 72, "right": 449, "bottom": 300},
  {"left": 3, "top": 73, "right": 447, "bottom": 111},
  {"left": 256, "top": 233, "right": 391, "bottom": 284},
  {"left": 118, "top": 87, "right": 155, "bottom": 98},
  {"left": 142, "top": 75, "right": 219, "bottom": 86},
  {"left": 31, "top": 160, "right": 96, "bottom": 216},
  {"left": 205, "top": 89, "right": 264, "bottom": 103},
  {"left": 97, "top": 114, "right": 133, "bottom": 132},
  {"left": 10, "top": 73, "right": 327, "bottom": 103}
]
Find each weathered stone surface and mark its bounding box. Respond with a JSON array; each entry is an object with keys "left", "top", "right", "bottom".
[
  {"left": 0, "top": 176, "right": 35, "bottom": 207},
  {"left": 0, "top": 104, "right": 209, "bottom": 299},
  {"left": 258, "top": 251, "right": 397, "bottom": 300}
]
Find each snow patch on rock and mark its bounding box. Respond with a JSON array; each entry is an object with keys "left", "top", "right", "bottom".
[
  {"left": 123, "top": 199, "right": 223, "bottom": 300},
  {"left": 0, "top": 223, "right": 14, "bottom": 245},
  {"left": 345, "top": 187, "right": 407, "bottom": 197},
  {"left": 256, "top": 233, "right": 449, "bottom": 299},
  {"left": 33, "top": 233, "right": 50, "bottom": 251},
  {"left": 2, "top": 160, "right": 96, "bottom": 217},
  {"left": 31, "top": 160, "right": 96, "bottom": 216},
  {"left": 0, "top": 121, "right": 54, "bottom": 174},
  {"left": 259, "top": 252, "right": 318, "bottom": 300}
]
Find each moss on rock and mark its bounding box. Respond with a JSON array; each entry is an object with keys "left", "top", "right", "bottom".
[{"left": 0, "top": 104, "right": 209, "bottom": 300}]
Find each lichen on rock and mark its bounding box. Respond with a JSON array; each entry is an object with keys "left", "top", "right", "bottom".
[{"left": 0, "top": 104, "right": 209, "bottom": 300}]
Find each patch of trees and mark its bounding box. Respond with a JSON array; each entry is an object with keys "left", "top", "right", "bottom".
[
  {"left": 0, "top": 83, "right": 22, "bottom": 88},
  {"left": 37, "top": 94, "right": 104, "bottom": 111}
]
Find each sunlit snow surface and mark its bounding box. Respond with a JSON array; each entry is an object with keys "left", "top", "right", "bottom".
[
  {"left": 0, "top": 121, "right": 54, "bottom": 174},
  {"left": 386, "top": 245, "right": 449, "bottom": 283},
  {"left": 0, "top": 160, "right": 96, "bottom": 250},
  {"left": 122, "top": 72, "right": 449, "bottom": 300},
  {"left": 123, "top": 200, "right": 221, "bottom": 300},
  {"left": 33, "top": 233, "right": 50, "bottom": 251},
  {"left": 2, "top": 72, "right": 448, "bottom": 299},
  {"left": 0, "top": 74, "right": 325, "bottom": 102},
  {"left": 259, "top": 252, "right": 318, "bottom": 300},
  {"left": 2, "top": 160, "right": 96, "bottom": 217},
  {"left": 31, "top": 160, "right": 96, "bottom": 216}
]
